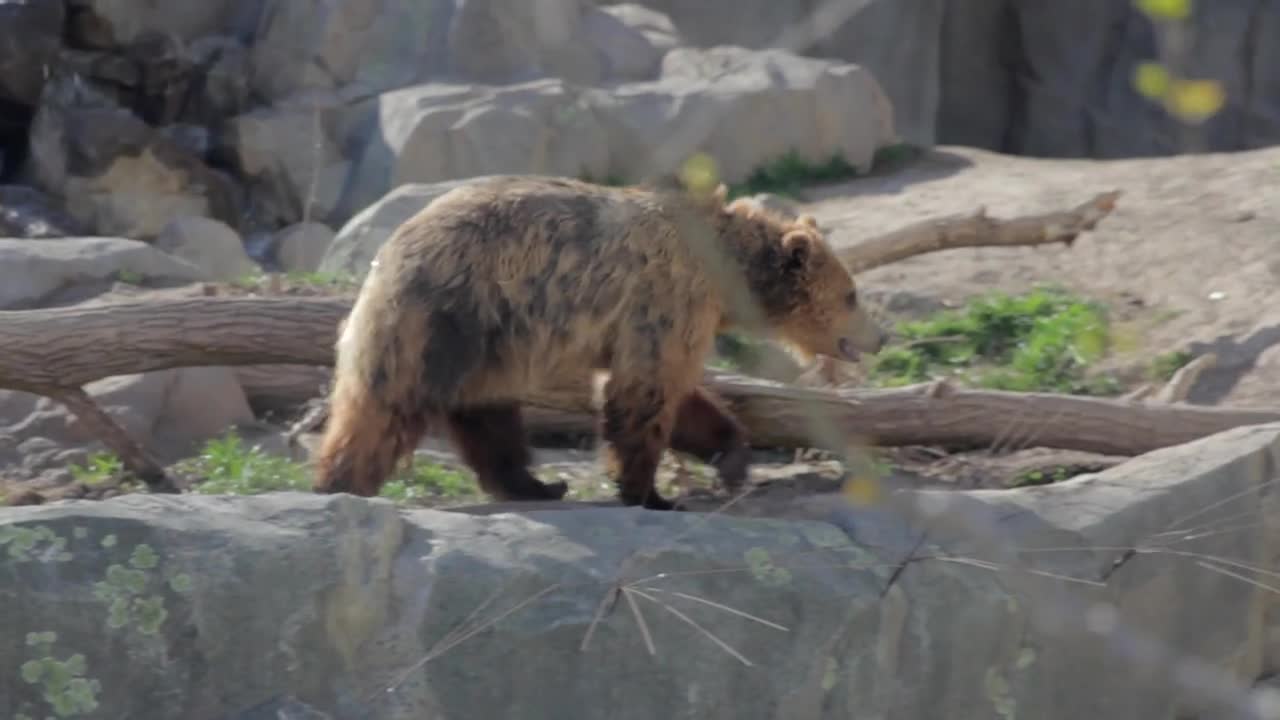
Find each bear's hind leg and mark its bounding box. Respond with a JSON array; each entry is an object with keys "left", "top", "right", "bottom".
[
  {"left": 444, "top": 403, "right": 570, "bottom": 502},
  {"left": 600, "top": 376, "right": 682, "bottom": 511},
  {"left": 313, "top": 384, "right": 429, "bottom": 498},
  {"left": 669, "top": 387, "right": 753, "bottom": 494}
]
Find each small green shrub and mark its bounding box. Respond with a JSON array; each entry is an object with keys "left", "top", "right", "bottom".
[
  {"left": 1012, "top": 466, "right": 1073, "bottom": 488},
  {"left": 178, "top": 430, "right": 478, "bottom": 503},
  {"left": 282, "top": 270, "right": 361, "bottom": 289},
  {"left": 710, "top": 332, "right": 768, "bottom": 371},
  {"left": 181, "top": 431, "right": 310, "bottom": 495},
  {"left": 115, "top": 269, "right": 143, "bottom": 285},
  {"left": 1148, "top": 350, "right": 1193, "bottom": 381},
  {"left": 69, "top": 452, "right": 125, "bottom": 486},
  {"left": 728, "top": 150, "right": 859, "bottom": 199},
  {"left": 868, "top": 287, "right": 1121, "bottom": 395},
  {"left": 379, "top": 461, "right": 479, "bottom": 504}
]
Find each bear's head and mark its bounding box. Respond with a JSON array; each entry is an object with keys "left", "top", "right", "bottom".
[{"left": 716, "top": 191, "right": 889, "bottom": 364}]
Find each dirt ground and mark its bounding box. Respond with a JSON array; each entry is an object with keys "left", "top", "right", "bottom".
[
  {"left": 6, "top": 144, "right": 1280, "bottom": 511},
  {"left": 822, "top": 144, "right": 1280, "bottom": 409}
]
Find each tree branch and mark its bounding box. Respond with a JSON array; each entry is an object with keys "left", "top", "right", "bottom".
[
  {"left": 835, "top": 190, "right": 1123, "bottom": 272},
  {"left": 41, "top": 385, "right": 177, "bottom": 493}
]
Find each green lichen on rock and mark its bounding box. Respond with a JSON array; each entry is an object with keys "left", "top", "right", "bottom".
[
  {"left": 25, "top": 631, "right": 58, "bottom": 647},
  {"left": 821, "top": 656, "right": 840, "bottom": 691},
  {"left": 134, "top": 596, "right": 169, "bottom": 635},
  {"left": 799, "top": 524, "right": 851, "bottom": 550},
  {"left": 89, "top": 542, "right": 176, "bottom": 636},
  {"left": 168, "top": 573, "right": 193, "bottom": 594},
  {"left": 18, "top": 631, "right": 101, "bottom": 717},
  {"left": 985, "top": 666, "right": 1016, "bottom": 719},
  {"left": 744, "top": 547, "right": 793, "bottom": 587},
  {"left": 128, "top": 543, "right": 158, "bottom": 570},
  {"left": 0, "top": 525, "right": 72, "bottom": 563}
]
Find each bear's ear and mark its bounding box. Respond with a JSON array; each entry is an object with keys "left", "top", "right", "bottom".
[
  {"left": 782, "top": 230, "right": 812, "bottom": 271},
  {"left": 797, "top": 214, "right": 818, "bottom": 229}
]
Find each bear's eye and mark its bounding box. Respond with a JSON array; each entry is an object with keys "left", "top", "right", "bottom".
[{"left": 844, "top": 291, "right": 858, "bottom": 309}]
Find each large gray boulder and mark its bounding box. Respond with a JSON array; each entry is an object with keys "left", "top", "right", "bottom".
[
  {"left": 152, "top": 216, "right": 257, "bottom": 281},
  {"left": 614, "top": 0, "right": 943, "bottom": 146},
  {"left": 0, "top": 0, "right": 64, "bottom": 107},
  {"left": 325, "top": 45, "right": 894, "bottom": 236},
  {"left": 627, "top": 0, "right": 1280, "bottom": 157},
  {"left": 27, "top": 75, "right": 242, "bottom": 239},
  {"left": 595, "top": 46, "right": 895, "bottom": 185},
  {"left": 337, "top": 81, "right": 614, "bottom": 217},
  {"left": 274, "top": 221, "right": 337, "bottom": 273},
  {"left": 63, "top": 0, "right": 246, "bottom": 48},
  {"left": 0, "top": 186, "right": 84, "bottom": 239},
  {"left": 223, "top": 104, "right": 351, "bottom": 228},
  {"left": 248, "top": 0, "right": 599, "bottom": 103},
  {"left": 318, "top": 177, "right": 489, "bottom": 277},
  {"left": 0, "top": 237, "right": 205, "bottom": 309},
  {"left": 4, "top": 423, "right": 1280, "bottom": 718}
]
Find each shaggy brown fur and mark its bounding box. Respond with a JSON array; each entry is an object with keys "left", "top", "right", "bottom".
[{"left": 313, "top": 175, "right": 887, "bottom": 510}]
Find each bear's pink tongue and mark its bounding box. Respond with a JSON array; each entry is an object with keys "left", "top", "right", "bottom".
[{"left": 838, "top": 338, "right": 860, "bottom": 361}]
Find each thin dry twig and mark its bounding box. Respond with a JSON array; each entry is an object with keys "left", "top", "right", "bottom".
[
  {"left": 622, "top": 587, "right": 658, "bottom": 657},
  {"left": 628, "top": 587, "right": 755, "bottom": 666}
]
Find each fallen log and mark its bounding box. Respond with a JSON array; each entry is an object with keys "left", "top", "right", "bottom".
[{"left": 3, "top": 297, "right": 1278, "bottom": 461}]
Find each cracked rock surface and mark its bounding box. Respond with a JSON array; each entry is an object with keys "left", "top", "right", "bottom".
[{"left": 5, "top": 422, "right": 1280, "bottom": 719}]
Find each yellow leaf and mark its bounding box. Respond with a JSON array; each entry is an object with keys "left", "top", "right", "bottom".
[
  {"left": 842, "top": 475, "right": 883, "bottom": 507},
  {"left": 1135, "top": 0, "right": 1191, "bottom": 21},
  {"left": 1108, "top": 322, "right": 1144, "bottom": 355},
  {"left": 1132, "top": 62, "right": 1170, "bottom": 99},
  {"left": 679, "top": 153, "right": 720, "bottom": 195},
  {"left": 1167, "top": 79, "right": 1226, "bottom": 123},
  {"left": 1074, "top": 329, "right": 1107, "bottom": 362}
]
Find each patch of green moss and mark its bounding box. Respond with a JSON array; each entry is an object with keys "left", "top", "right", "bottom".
[
  {"left": 86, "top": 542, "right": 174, "bottom": 636},
  {"left": 1148, "top": 349, "right": 1193, "bottom": 381},
  {"left": 868, "top": 287, "right": 1122, "bottom": 396},
  {"left": 727, "top": 150, "right": 861, "bottom": 200},
  {"left": 19, "top": 631, "right": 101, "bottom": 718},
  {"left": 0, "top": 525, "right": 72, "bottom": 563},
  {"left": 68, "top": 452, "right": 124, "bottom": 486},
  {"left": 744, "top": 547, "right": 793, "bottom": 587}
]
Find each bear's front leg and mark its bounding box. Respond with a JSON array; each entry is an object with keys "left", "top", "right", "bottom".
[
  {"left": 668, "top": 387, "right": 752, "bottom": 494},
  {"left": 599, "top": 375, "right": 681, "bottom": 511}
]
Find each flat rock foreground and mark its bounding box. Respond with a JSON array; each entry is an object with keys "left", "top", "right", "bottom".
[{"left": 5, "top": 424, "right": 1280, "bottom": 719}]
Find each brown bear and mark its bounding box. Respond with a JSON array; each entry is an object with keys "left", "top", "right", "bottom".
[{"left": 312, "top": 175, "right": 887, "bottom": 510}]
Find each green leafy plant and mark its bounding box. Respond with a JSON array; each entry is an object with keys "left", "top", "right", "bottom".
[
  {"left": 868, "top": 287, "right": 1121, "bottom": 395},
  {"left": 68, "top": 452, "right": 125, "bottom": 486},
  {"left": 1148, "top": 350, "right": 1193, "bottom": 381},
  {"left": 1012, "top": 466, "right": 1073, "bottom": 488},
  {"left": 379, "top": 461, "right": 479, "bottom": 504},
  {"left": 728, "top": 150, "right": 860, "bottom": 199},
  {"left": 282, "top": 270, "right": 361, "bottom": 289},
  {"left": 178, "top": 430, "right": 479, "bottom": 503},
  {"left": 180, "top": 431, "right": 310, "bottom": 495}
]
